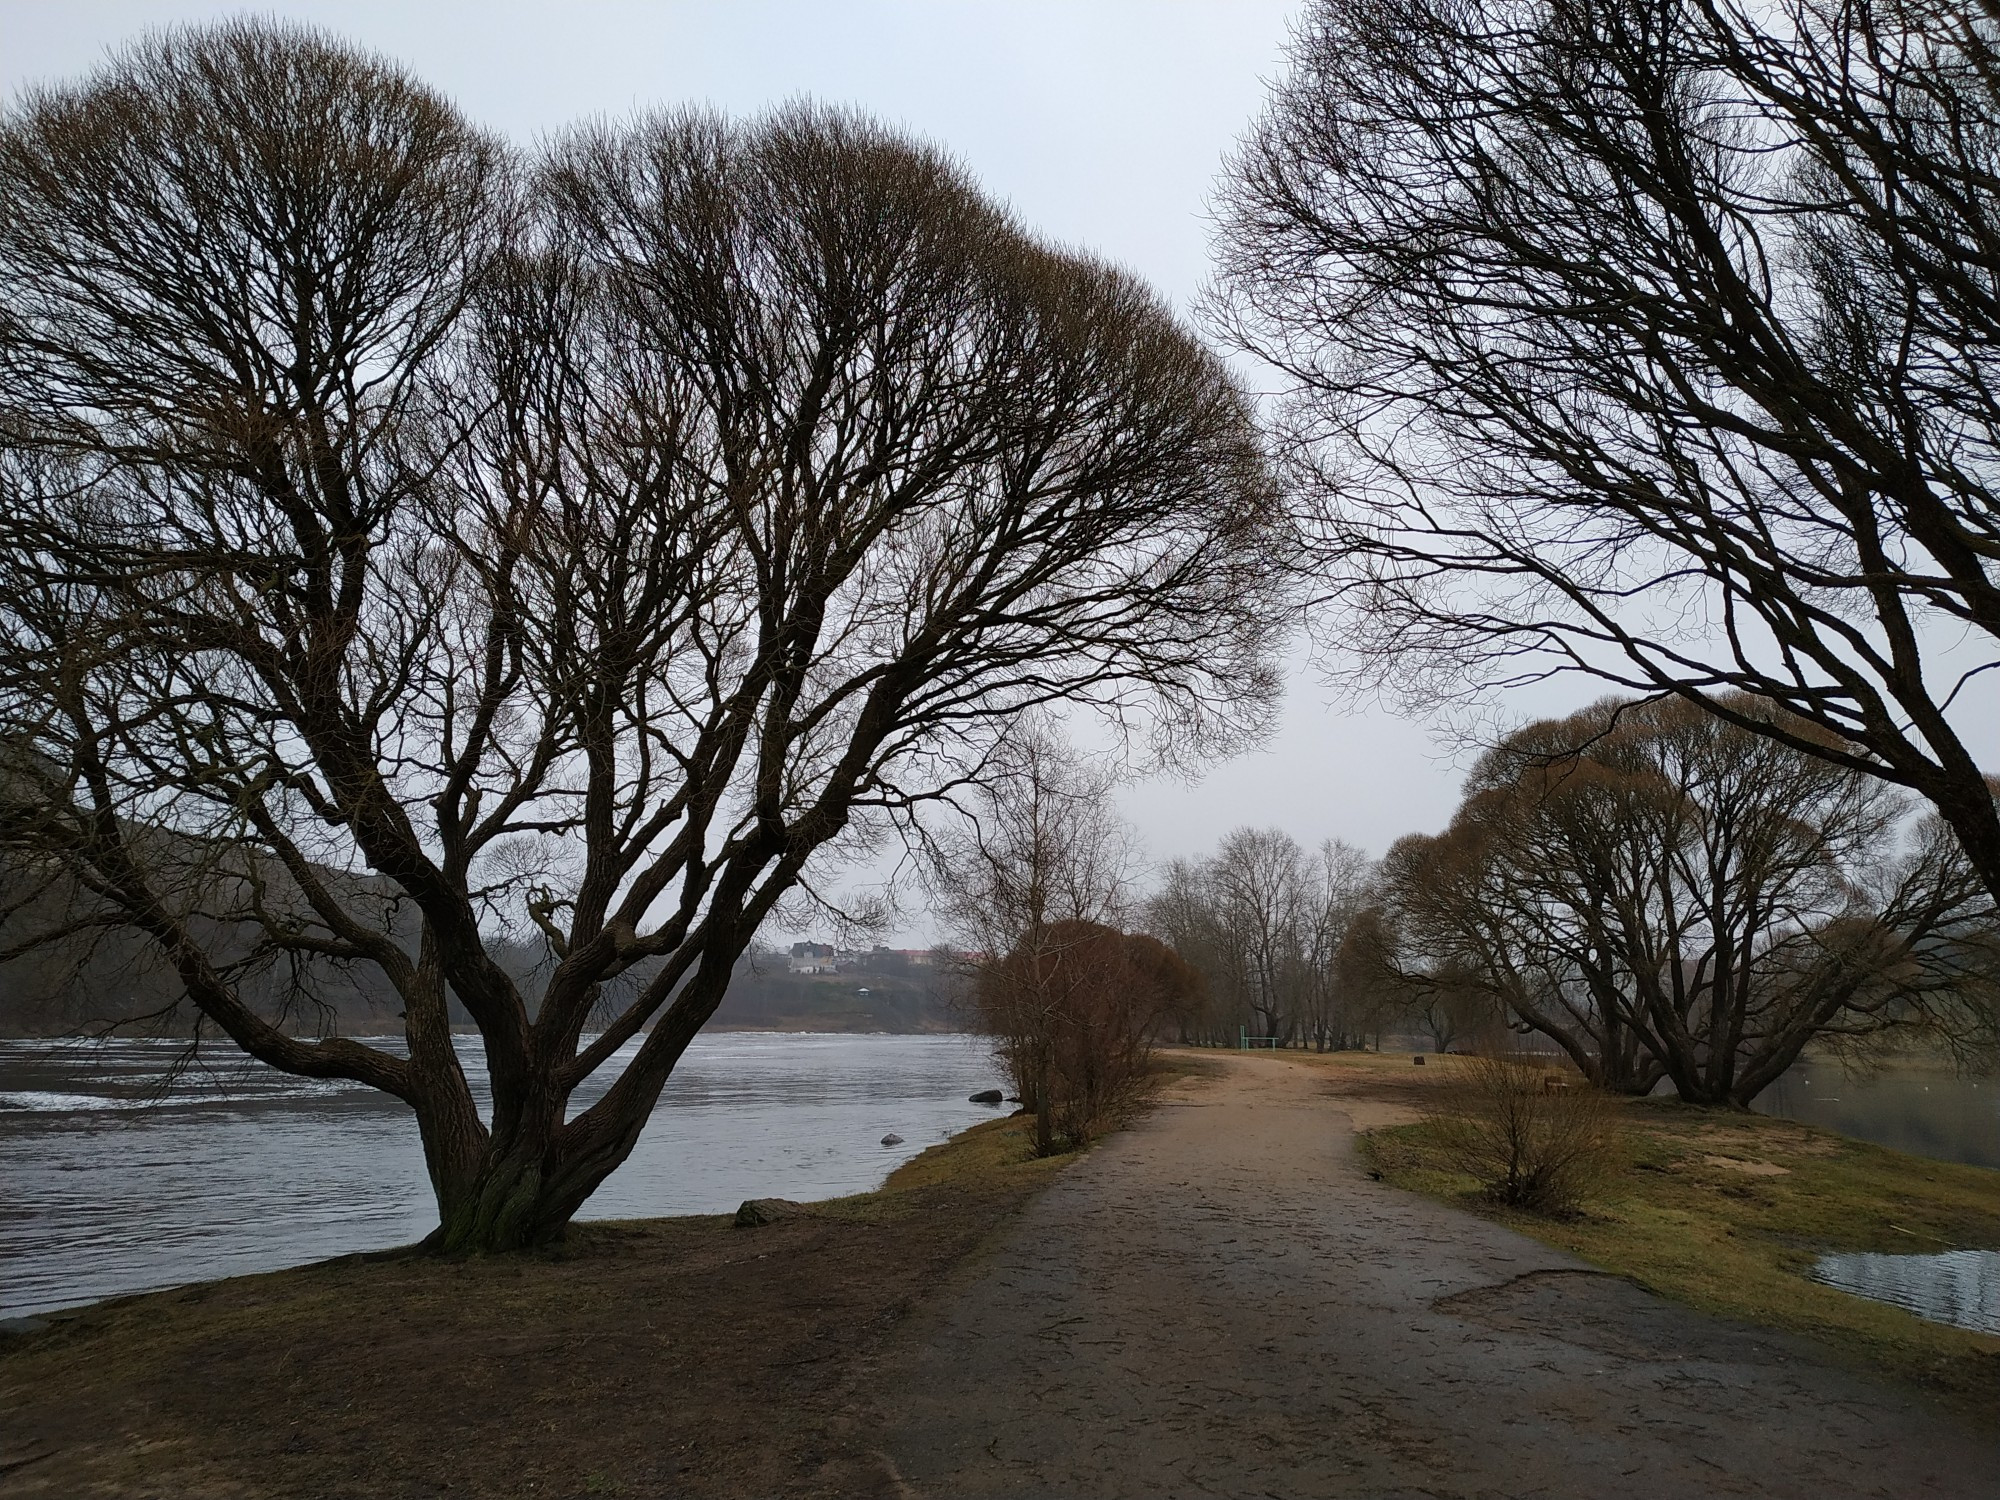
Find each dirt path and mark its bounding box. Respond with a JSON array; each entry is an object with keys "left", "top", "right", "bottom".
[{"left": 879, "top": 1053, "right": 1997, "bottom": 1499}]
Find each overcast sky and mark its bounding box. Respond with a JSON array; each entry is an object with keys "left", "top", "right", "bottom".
[{"left": 0, "top": 0, "right": 1550, "bottom": 926}]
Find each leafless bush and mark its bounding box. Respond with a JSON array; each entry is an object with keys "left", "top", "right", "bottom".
[
  {"left": 1426, "top": 1054, "right": 1617, "bottom": 1216},
  {"left": 976, "top": 919, "right": 1190, "bottom": 1153}
]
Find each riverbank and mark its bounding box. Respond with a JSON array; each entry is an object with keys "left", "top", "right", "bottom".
[
  {"left": 10, "top": 1052, "right": 1994, "bottom": 1499},
  {"left": 0, "top": 1111, "right": 1070, "bottom": 1499},
  {"left": 1312, "top": 1050, "right": 2000, "bottom": 1416}
]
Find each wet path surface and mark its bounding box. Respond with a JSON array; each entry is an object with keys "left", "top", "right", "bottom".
[{"left": 880, "top": 1055, "right": 1998, "bottom": 1499}]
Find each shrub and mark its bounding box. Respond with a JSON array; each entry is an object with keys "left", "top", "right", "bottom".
[
  {"left": 1426, "top": 1054, "right": 1618, "bottom": 1215},
  {"left": 976, "top": 921, "right": 1183, "bottom": 1155}
]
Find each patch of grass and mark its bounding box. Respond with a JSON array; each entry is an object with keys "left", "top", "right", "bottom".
[
  {"left": 1363, "top": 1101, "right": 2000, "bottom": 1413},
  {"left": 1148, "top": 1046, "right": 1227, "bottom": 1082},
  {"left": 876, "top": 1111, "right": 1071, "bottom": 1195}
]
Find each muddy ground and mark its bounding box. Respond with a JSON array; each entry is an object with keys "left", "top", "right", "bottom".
[
  {"left": 0, "top": 1114, "right": 1058, "bottom": 1500},
  {"left": 880, "top": 1054, "right": 2000, "bottom": 1499}
]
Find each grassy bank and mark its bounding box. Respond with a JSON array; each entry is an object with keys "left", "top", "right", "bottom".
[
  {"left": 0, "top": 1110, "right": 1073, "bottom": 1500},
  {"left": 1349, "top": 1058, "right": 2000, "bottom": 1415}
]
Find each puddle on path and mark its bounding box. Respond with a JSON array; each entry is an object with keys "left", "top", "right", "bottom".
[{"left": 1811, "top": 1249, "right": 2000, "bottom": 1336}]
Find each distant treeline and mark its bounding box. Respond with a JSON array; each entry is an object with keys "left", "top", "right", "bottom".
[
  {"left": 1147, "top": 696, "right": 2000, "bottom": 1108},
  {"left": 0, "top": 851, "right": 958, "bottom": 1038},
  {"left": 708, "top": 949, "right": 959, "bottom": 1034},
  {"left": 0, "top": 939, "right": 959, "bottom": 1039}
]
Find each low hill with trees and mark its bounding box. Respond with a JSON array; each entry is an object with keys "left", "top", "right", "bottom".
[
  {"left": 707, "top": 950, "right": 959, "bottom": 1033},
  {"left": 0, "top": 909, "right": 959, "bottom": 1038}
]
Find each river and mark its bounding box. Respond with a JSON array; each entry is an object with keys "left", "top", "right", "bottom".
[
  {"left": 1752, "top": 1057, "right": 1999, "bottom": 1170},
  {"left": 0, "top": 1031, "right": 1005, "bottom": 1320}
]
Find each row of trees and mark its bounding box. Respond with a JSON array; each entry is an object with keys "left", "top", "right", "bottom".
[
  {"left": 1142, "top": 693, "right": 1998, "bottom": 1106},
  {"left": 1142, "top": 0, "right": 2000, "bottom": 1109},
  {"left": 1147, "top": 830, "right": 1372, "bottom": 1048},
  {"left": 920, "top": 687, "right": 1996, "bottom": 1120},
  {"left": 1129, "top": 0, "right": 2000, "bottom": 1098}
]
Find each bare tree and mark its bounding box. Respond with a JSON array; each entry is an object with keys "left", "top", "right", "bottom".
[
  {"left": 1204, "top": 828, "right": 1311, "bottom": 1042},
  {"left": 922, "top": 727, "right": 1149, "bottom": 1154},
  {"left": 922, "top": 729, "right": 1139, "bottom": 956},
  {"left": 1372, "top": 696, "right": 1996, "bottom": 1105},
  {"left": 1337, "top": 907, "right": 1504, "bottom": 1055},
  {"left": 0, "top": 25, "right": 1287, "bottom": 1248},
  {"left": 1371, "top": 724, "right": 1680, "bottom": 1090},
  {"left": 1213, "top": 0, "right": 2000, "bottom": 902},
  {"left": 1143, "top": 857, "right": 1230, "bottom": 1044},
  {"left": 1145, "top": 828, "right": 1373, "bottom": 1048},
  {"left": 1295, "top": 838, "right": 1374, "bottom": 1049}
]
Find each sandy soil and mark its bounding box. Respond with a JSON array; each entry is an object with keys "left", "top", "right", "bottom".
[{"left": 877, "top": 1052, "right": 2000, "bottom": 1499}]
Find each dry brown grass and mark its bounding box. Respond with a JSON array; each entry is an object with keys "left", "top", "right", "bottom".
[
  {"left": 1361, "top": 1086, "right": 2000, "bottom": 1415},
  {"left": 1217, "top": 1046, "right": 2000, "bottom": 1415},
  {"left": 0, "top": 1113, "right": 1071, "bottom": 1500}
]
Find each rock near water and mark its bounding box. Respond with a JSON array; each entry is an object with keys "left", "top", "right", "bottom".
[
  {"left": 733, "top": 1198, "right": 808, "bottom": 1229},
  {"left": 969, "top": 1090, "right": 1005, "bottom": 1105}
]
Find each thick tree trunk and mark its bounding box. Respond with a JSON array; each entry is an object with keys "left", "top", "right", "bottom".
[
  {"left": 415, "top": 964, "right": 739, "bottom": 1252},
  {"left": 423, "top": 1120, "right": 647, "bottom": 1253},
  {"left": 428, "top": 1147, "right": 567, "bottom": 1253},
  {"left": 1035, "top": 1050, "right": 1055, "bottom": 1158}
]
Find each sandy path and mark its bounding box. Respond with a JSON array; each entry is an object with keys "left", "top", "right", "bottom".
[{"left": 879, "top": 1053, "right": 1997, "bottom": 1499}]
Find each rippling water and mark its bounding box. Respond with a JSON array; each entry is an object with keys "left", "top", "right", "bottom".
[
  {"left": 1812, "top": 1249, "right": 2000, "bottom": 1335},
  {"left": 0, "top": 1031, "right": 1005, "bottom": 1319}
]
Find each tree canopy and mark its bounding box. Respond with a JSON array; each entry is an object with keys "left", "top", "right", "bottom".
[
  {"left": 1367, "top": 697, "right": 1996, "bottom": 1104},
  {"left": 0, "top": 22, "right": 1289, "bottom": 1249},
  {"left": 1213, "top": 0, "right": 2000, "bottom": 901}
]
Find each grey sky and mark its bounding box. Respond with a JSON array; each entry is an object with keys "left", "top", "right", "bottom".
[{"left": 0, "top": 0, "right": 1533, "bottom": 912}]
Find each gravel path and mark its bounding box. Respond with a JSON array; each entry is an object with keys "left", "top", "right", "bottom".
[{"left": 879, "top": 1053, "right": 1997, "bottom": 1499}]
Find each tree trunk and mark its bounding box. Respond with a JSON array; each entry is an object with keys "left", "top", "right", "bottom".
[
  {"left": 1035, "top": 1048, "right": 1055, "bottom": 1158},
  {"left": 428, "top": 1146, "right": 568, "bottom": 1253},
  {"left": 416, "top": 1018, "right": 712, "bottom": 1253},
  {"left": 423, "top": 1117, "right": 649, "bottom": 1253}
]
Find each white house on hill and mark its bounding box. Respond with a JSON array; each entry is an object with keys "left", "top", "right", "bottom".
[{"left": 787, "top": 941, "right": 836, "bottom": 974}]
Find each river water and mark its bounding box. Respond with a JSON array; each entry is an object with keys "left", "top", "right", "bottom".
[
  {"left": 1811, "top": 1249, "right": 2000, "bottom": 1336},
  {"left": 0, "top": 1031, "right": 1005, "bottom": 1319},
  {"left": 1752, "top": 1058, "right": 1999, "bottom": 1170}
]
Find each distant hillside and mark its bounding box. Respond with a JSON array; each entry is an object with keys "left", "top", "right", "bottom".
[
  {"left": 0, "top": 915, "right": 478, "bottom": 1039},
  {"left": 0, "top": 844, "right": 413, "bottom": 1037},
  {"left": 709, "top": 954, "right": 964, "bottom": 1033},
  {"left": 0, "top": 874, "right": 967, "bottom": 1038}
]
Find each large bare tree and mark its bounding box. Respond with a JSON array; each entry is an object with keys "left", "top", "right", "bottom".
[
  {"left": 1212, "top": 0, "right": 2000, "bottom": 901},
  {"left": 1371, "top": 697, "right": 1995, "bottom": 1105},
  {"left": 0, "top": 24, "right": 1286, "bottom": 1249}
]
